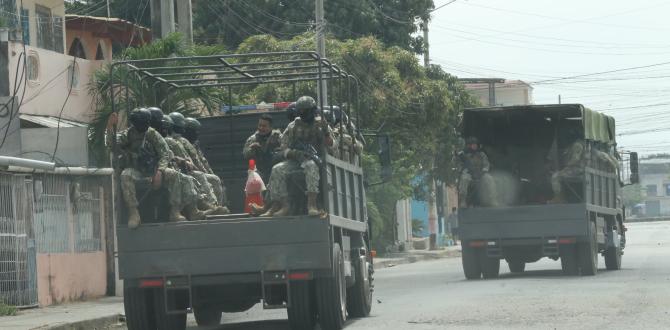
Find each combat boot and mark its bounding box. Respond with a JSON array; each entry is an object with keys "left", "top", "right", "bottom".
[
  {"left": 128, "top": 207, "right": 141, "bottom": 229},
  {"left": 307, "top": 193, "right": 319, "bottom": 216},
  {"left": 184, "top": 204, "right": 206, "bottom": 221},
  {"left": 273, "top": 201, "right": 290, "bottom": 217},
  {"left": 169, "top": 207, "right": 186, "bottom": 222},
  {"left": 206, "top": 205, "right": 230, "bottom": 216},
  {"left": 261, "top": 201, "right": 281, "bottom": 217}
]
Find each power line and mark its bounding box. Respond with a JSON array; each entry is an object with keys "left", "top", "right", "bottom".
[{"left": 431, "top": 0, "right": 458, "bottom": 13}]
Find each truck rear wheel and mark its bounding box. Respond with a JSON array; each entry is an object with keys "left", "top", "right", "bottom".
[
  {"left": 347, "top": 251, "right": 373, "bottom": 318},
  {"left": 288, "top": 282, "right": 316, "bottom": 330},
  {"left": 193, "top": 307, "right": 222, "bottom": 326},
  {"left": 480, "top": 256, "right": 500, "bottom": 279},
  {"left": 316, "top": 243, "right": 347, "bottom": 330},
  {"left": 560, "top": 245, "right": 579, "bottom": 275},
  {"left": 462, "top": 245, "right": 482, "bottom": 280},
  {"left": 578, "top": 222, "right": 598, "bottom": 276},
  {"left": 604, "top": 229, "right": 622, "bottom": 270},
  {"left": 152, "top": 290, "right": 187, "bottom": 330},
  {"left": 123, "top": 285, "right": 156, "bottom": 330},
  {"left": 507, "top": 259, "right": 525, "bottom": 273}
]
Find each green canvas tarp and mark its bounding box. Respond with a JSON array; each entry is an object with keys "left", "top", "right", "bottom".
[{"left": 582, "top": 107, "right": 616, "bottom": 144}]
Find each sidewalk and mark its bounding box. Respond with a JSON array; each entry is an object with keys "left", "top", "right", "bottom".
[
  {"left": 373, "top": 245, "right": 461, "bottom": 269},
  {"left": 1, "top": 297, "right": 124, "bottom": 330}
]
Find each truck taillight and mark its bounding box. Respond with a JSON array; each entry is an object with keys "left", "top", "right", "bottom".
[
  {"left": 469, "top": 241, "right": 486, "bottom": 248},
  {"left": 558, "top": 238, "right": 576, "bottom": 244},
  {"left": 139, "top": 279, "right": 164, "bottom": 288},
  {"left": 289, "top": 272, "right": 312, "bottom": 280}
]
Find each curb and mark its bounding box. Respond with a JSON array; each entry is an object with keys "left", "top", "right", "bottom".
[
  {"left": 36, "top": 314, "right": 124, "bottom": 330},
  {"left": 626, "top": 217, "right": 670, "bottom": 223},
  {"left": 373, "top": 248, "right": 461, "bottom": 269}
]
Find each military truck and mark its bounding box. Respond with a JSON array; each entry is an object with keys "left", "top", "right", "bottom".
[
  {"left": 111, "top": 52, "right": 377, "bottom": 330},
  {"left": 458, "top": 104, "right": 639, "bottom": 279}
]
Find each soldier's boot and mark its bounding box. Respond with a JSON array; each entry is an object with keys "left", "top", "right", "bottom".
[
  {"left": 307, "top": 193, "right": 319, "bottom": 216},
  {"left": 273, "top": 199, "right": 290, "bottom": 217},
  {"left": 184, "top": 204, "right": 206, "bottom": 221},
  {"left": 260, "top": 201, "right": 281, "bottom": 217},
  {"left": 205, "top": 204, "right": 230, "bottom": 216},
  {"left": 169, "top": 207, "right": 186, "bottom": 222},
  {"left": 128, "top": 207, "right": 141, "bottom": 229}
]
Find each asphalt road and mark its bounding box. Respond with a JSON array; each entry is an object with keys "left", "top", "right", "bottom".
[{"left": 116, "top": 221, "right": 670, "bottom": 330}]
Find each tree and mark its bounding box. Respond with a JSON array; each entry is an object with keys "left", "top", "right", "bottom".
[{"left": 622, "top": 184, "right": 643, "bottom": 208}]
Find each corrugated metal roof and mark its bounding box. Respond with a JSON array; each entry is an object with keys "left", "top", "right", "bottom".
[{"left": 19, "top": 114, "right": 87, "bottom": 128}]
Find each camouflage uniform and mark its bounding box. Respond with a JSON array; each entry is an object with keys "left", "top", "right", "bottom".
[
  {"left": 458, "top": 150, "right": 497, "bottom": 207},
  {"left": 551, "top": 140, "right": 586, "bottom": 200},
  {"left": 243, "top": 129, "right": 282, "bottom": 182},
  {"left": 117, "top": 127, "right": 198, "bottom": 211},
  {"left": 165, "top": 135, "right": 218, "bottom": 205},
  {"left": 176, "top": 135, "right": 226, "bottom": 206},
  {"left": 268, "top": 117, "right": 332, "bottom": 202}
]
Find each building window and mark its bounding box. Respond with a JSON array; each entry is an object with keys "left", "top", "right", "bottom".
[
  {"left": 21, "top": 8, "right": 29, "bottom": 45},
  {"left": 665, "top": 184, "right": 670, "bottom": 196},
  {"left": 67, "top": 62, "right": 80, "bottom": 89},
  {"left": 95, "top": 42, "right": 105, "bottom": 60},
  {"left": 68, "top": 37, "right": 87, "bottom": 59},
  {"left": 646, "top": 184, "right": 658, "bottom": 197},
  {"left": 35, "top": 5, "right": 63, "bottom": 53},
  {"left": 26, "top": 52, "right": 39, "bottom": 81}
]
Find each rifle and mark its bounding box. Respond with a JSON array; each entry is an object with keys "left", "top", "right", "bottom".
[{"left": 292, "top": 141, "right": 323, "bottom": 167}]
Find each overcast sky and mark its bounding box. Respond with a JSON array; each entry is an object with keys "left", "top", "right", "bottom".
[{"left": 429, "top": 0, "right": 670, "bottom": 155}]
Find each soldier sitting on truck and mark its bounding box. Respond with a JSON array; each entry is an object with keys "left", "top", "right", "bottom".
[
  {"left": 148, "top": 109, "right": 229, "bottom": 216},
  {"left": 458, "top": 137, "right": 497, "bottom": 208},
  {"left": 243, "top": 114, "right": 282, "bottom": 182},
  {"left": 262, "top": 96, "right": 334, "bottom": 217},
  {"left": 549, "top": 126, "right": 586, "bottom": 203},
  {"left": 108, "top": 108, "right": 204, "bottom": 228}
]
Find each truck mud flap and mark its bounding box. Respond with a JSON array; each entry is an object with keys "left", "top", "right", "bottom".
[
  {"left": 261, "top": 270, "right": 314, "bottom": 310},
  {"left": 163, "top": 275, "right": 192, "bottom": 315}
]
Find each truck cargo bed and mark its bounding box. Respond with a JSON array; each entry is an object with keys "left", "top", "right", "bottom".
[
  {"left": 117, "top": 215, "right": 332, "bottom": 279},
  {"left": 459, "top": 203, "right": 589, "bottom": 241}
]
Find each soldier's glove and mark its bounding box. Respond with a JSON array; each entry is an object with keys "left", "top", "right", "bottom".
[{"left": 287, "top": 149, "right": 306, "bottom": 161}]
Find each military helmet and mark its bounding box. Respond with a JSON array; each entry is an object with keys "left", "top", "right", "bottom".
[
  {"left": 147, "top": 107, "right": 164, "bottom": 129},
  {"left": 295, "top": 96, "right": 317, "bottom": 112},
  {"left": 161, "top": 114, "right": 173, "bottom": 128},
  {"left": 128, "top": 107, "right": 151, "bottom": 127},
  {"left": 184, "top": 117, "right": 202, "bottom": 131},
  {"left": 465, "top": 137, "right": 479, "bottom": 145},
  {"left": 169, "top": 112, "right": 186, "bottom": 129}
]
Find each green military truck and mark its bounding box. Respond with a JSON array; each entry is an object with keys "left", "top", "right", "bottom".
[
  {"left": 111, "top": 52, "right": 375, "bottom": 330},
  {"left": 458, "top": 104, "right": 639, "bottom": 279}
]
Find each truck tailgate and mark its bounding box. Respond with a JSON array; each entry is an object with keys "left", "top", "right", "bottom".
[
  {"left": 117, "top": 216, "right": 331, "bottom": 279},
  {"left": 459, "top": 204, "right": 588, "bottom": 240}
]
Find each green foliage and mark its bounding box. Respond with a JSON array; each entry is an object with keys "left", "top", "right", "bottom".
[
  {"left": 411, "top": 219, "right": 424, "bottom": 237},
  {"left": 0, "top": 302, "right": 17, "bottom": 316},
  {"left": 66, "top": 0, "right": 151, "bottom": 27},
  {"left": 622, "top": 184, "right": 643, "bottom": 208}
]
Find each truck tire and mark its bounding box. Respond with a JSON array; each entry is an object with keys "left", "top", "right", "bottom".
[
  {"left": 462, "top": 245, "right": 482, "bottom": 280},
  {"left": 287, "top": 282, "right": 316, "bottom": 330},
  {"left": 507, "top": 259, "right": 525, "bottom": 273},
  {"left": 316, "top": 243, "right": 347, "bottom": 330},
  {"left": 347, "top": 252, "right": 372, "bottom": 318},
  {"left": 560, "top": 245, "right": 579, "bottom": 276},
  {"left": 193, "top": 307, "right": 222, "bottom": 326},
  {"left": 480, "top": 255, "right": 500, "bottom": 279},
  {"left": 152, "top": 289, "right": 187, "bottom": 330},
  {"left": 123, "top": 285, "right": 156, "bottom": 330},
  {"left": 604, "top": 230, "right": 622, "bottom": 270},
  {"left": 578, "top": 222, "right": 598, "bottom": 276}
]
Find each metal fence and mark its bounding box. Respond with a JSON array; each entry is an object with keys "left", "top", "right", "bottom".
[{"left": 0, "top": 171, "right": 110, "bottom": 307}]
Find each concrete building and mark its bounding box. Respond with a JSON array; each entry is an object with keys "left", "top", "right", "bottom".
[
  {"left": 461, "top": 78, "right": 534, "bottom": 107},
  {"left": 640, "top": 158, "right": 670, "bottom": 217}
]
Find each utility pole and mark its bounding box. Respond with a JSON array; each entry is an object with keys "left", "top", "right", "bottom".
[
  {"left": 558, "top": 94, "right": 562, "bottom": 104},
  {"left": 106, "top": 0, "right": 111, "bottom": 18},
  {"left": 422, "top": 17, "right": 430, "bottom": 67},
  {"left": 176, "top": 0, "right": 193, "bottom": 44},
  {"left": 315, "top": 0, "right": 327, "bottom": 107}
]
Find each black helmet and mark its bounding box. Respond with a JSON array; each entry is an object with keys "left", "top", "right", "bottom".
[
  {"left": 129, "top": 107, "right": 151, "bottom": 133},
  {"left": 295, "top": 96, "right": 317, "bottom": 123},
  {"left": 184, "top": 117, "right": 201, "bottom": 131},
  {"left": 169, "top": 112, "right": 186, "bottom": 134},
  {"left": 159, "top": 115, "right": 173, "bottom": 137},
  {"left": 147, "top": 107, "right": 164, "bottom": 130},
  {"left": 286, "top": 102, "right": 298, "bottom": 122}
]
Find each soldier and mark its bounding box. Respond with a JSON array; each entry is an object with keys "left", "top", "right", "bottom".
[
  {"left": 550, "top": 127, "right": 586, "bottom": 203},
  {"left": 109, "top": 108, "right": 202, "bottom": 228},
  {"left": 458, "top": 137, "right": 497, "bottom": 208},
  {"left": 243, "top": 114, "right": 282, "bottom": 182},
  {"left": 148, "top": 108, "right": 227, "bottom": 215},
  {"left": 262, "top": 96, "right": 333, "bottom": 217}
]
